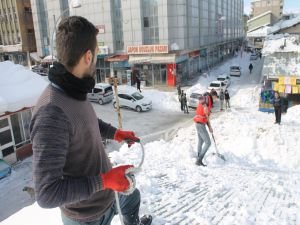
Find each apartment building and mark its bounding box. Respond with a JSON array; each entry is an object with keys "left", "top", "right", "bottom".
[
  {"left": 32, "top": 0, "right": 244, "bottom": 86},
  {"left": 250, "top": 0, "right": 284, "bottom": 23},
  {"left": 0, "top": 0, "right": 36, "bottom": 65}
]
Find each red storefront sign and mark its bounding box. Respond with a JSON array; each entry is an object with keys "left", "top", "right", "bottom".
[
  {"left": 167, "top": 64, "right": 176, "bottom": 87},
  {"left": 188, "top": 50, "right": 200, "bottom": 58}
]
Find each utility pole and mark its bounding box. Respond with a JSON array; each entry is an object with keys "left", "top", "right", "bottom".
[{"left": 110, "top": 76, "right": 122, "bottom": 129}]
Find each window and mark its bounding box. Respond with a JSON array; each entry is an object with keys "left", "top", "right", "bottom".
[
  {"left": 24, "top": 7, "right": 31, "bottom": 13},
  {"left": 0, "top": 118, "right": 9, "bottom": 129},
  {"left": 104, "top": 86, "right": 113, "bottom": 93},
  {"left": 10, "top": 109, "right": 32, "bottom": 147},
  {"left": 93, "top": 88, "right": 103, "bottom": 93},
  {"left": 119, "top": 94, "right": 132, "bottom": 100},
  {"left": 2, "top": 146, "right": 14, "bottom": 157},
  {"left": 144, "top": 17, "right": 149, "bottom": 27},
  {"left": 0, "top": 130, "right": 12, "bottom": 145}
]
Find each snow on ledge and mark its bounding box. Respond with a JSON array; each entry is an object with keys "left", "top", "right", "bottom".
[{"left": 0, "top": 61, "right": 48, "bottom": 116}]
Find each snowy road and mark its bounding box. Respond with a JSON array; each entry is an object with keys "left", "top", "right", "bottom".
[{"left": 92, "top": 102, "right": 193, "bottom": 143}]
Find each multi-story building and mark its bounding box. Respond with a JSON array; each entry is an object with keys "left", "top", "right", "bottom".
[
  {"left": 0, "top": 0, "right": 36, "bottom": 65},
  {"left": 250, "top": 0, "right": 284, "bottom": 23},
  {"left": 32, "top": 0, "right": 244, "bottom": 86}
]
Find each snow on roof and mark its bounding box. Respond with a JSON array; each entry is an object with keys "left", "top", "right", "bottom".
[
  {"left": 269, "top": 14, "right": 300, "bottom": 34},
  {"left": 0, "top": 61, "right": 48, "bottom": 116},
  {"left": 262, "top": 34, "right": 300, "bottom": 55},
  {"left": 247, "top": 26, "right": 271, "bottom": 37}
]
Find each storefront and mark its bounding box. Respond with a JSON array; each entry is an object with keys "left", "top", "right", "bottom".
[
  {"left": 105, "top": 54, "right": 130, "bottom": 84},
  {"left": 127, "top": 44, "right": 176, "bottom": 86}
]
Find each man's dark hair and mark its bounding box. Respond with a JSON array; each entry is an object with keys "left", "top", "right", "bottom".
[{"left": 56, "top": 16, "right": 98, "bottom": 69}]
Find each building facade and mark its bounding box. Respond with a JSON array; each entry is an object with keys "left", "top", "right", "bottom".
[
  {"left": 32, "top": 0, "right": 244, "bottom": 86},
  {"left": 0, "top": 0, "right": 36, "bottom": 65},
  {"left": 250, "top": 0, "right": 284, "bottom": 24}
]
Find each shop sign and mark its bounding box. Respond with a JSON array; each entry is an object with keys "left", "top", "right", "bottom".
[
  {"left": 189, "top": 50, "right": 200, "bottom": 58},
  {"left": 127, "top": 45, "right": 169, "bottom": 54},
  {"left": 98, "top": 46, "right": 109, "bottom": 55},
  {"left": 96, "top": 25, "right": 105, "bottom": 34}
]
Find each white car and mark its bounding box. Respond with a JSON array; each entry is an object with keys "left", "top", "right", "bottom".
[
  {"left": 113, "top": 90, "right": 152, "bottom": 112},
  {"left": 217, "top": 74, "right": 231, "bottom": 87},
  {"left": 230, "top": 65, "right": 242, "bottom": 77},
  {"left": 188, "top": 93, "right": 203, "bottom": 109},
  {"left": 207, "top": 80, "right": 227, "bottom": 95}
]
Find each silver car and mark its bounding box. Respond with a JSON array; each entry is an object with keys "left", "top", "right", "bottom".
[{"left": 87, "top": 83, "right": 114, "bottom": 105}]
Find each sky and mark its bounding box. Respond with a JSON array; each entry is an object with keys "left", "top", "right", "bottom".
[
  {"left": 244, "top": 0, "right": 300, "bottom": 15},
  {"left": 1, "top": 50, "right": 299, "bottom": 225}
]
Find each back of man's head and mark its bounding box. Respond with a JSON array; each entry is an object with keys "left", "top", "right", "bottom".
[{"left": 56, "top": 16, "right": 98, "bottom": 69}]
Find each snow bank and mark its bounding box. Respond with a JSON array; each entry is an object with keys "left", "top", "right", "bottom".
[
  {"left": 262, "top": 34, "right": 300, "bottom": 55},
  {"left": 0, "top": 61, "right": 48, "bottom": 116}
]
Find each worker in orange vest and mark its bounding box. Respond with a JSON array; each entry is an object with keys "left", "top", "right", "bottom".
[{"left": 194, "top": 95, "right": 213, "bottom": 166}]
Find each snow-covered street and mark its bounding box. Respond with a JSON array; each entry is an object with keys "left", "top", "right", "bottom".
[{"left": 1, "top": 53, "right": 299, "bottom": 225}]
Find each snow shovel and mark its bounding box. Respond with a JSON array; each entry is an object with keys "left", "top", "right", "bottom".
[{"left": 211, "top": 133, "right": 226, "bottom": 161}]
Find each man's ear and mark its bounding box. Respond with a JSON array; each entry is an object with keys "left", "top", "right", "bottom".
[{"left": 83, "top": 50, "right": 93, "bottom": 65}]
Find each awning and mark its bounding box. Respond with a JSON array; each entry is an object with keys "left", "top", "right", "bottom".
[
  {"left": 30, "top": 52, "right": 41, "bottom": 62},
  {"left": 41, "top": 55, "right": 57, "bottom": 63},
  {"left": 128, "top": 54, "right": 176, "bottom": 64},
  {"left": 105, "top": 54, "right": 129, "bottom": 62}
]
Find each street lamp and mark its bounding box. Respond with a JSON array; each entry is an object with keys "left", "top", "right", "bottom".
[{"left": 51, "top": 0, "right": 82, "bottom": 64}]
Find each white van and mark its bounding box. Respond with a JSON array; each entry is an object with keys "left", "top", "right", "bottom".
[{"left": 87, "top": 83, "right": 113, "bottom": 104}]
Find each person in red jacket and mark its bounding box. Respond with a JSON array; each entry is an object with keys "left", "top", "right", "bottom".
[{"left": 194, "top": 95, "right": 213, "bottom": 166}]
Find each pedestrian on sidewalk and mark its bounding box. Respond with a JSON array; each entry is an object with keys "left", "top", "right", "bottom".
[
  {"left": 136, "top": 74, "right": 142, "bottom": 92},
  {"left": 219, "top": 89, "right": 225, "bottom": 111},
  {"left": 273, "top": 91, "right": 282, "bottom": 125},
  {"left": 30, "top": 16, "right": 152, "bottom": 225},
  {"left": 194, "top": 95, "right": 213, "bottom": 167},
  {"left": 249, "top": 63, "right": 253, "bottom": 74},
  {"left": 182, "top": 93, "right": 189, "bottom": 114},
  {"left": 177, "top": 84, "right": 181, "bottom": 102},
  {"left": 180, "top": 90, "right": 184, "bottom": 111},
  {"left": 224, "top": 89, "right": 230, "bottom": 109}
]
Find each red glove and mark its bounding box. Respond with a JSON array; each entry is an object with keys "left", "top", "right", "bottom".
[
  {"left": 114, "top": 129, "right": 139, "bottom": 147},
  {"left": 100, "top": 165, "right": 133, "bottom": 192}
]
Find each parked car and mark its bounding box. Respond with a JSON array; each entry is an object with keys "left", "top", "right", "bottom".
[
  {"left": 188, "top": 93, "right": 203, "bottom": 109},
  {"left": 230, "top": 65, "right": 242, "bottom": 77},
  {"left": 250, "top": 53, "right": 258, "bottom": 60},
  {"left": 87, "top": 83, "right": 114, "bottom": 105},
  {"left": 0, "top": 159, "right": 12, "bottom": 180},
  {"left": 207, "top": 80, "right": 227, "bottom": 95},
  {"left": 217, "top": 74, "right": 231, "bottom": 87},
  {"left": 113, "top": 90, "right": 152, "bottom": 112}
]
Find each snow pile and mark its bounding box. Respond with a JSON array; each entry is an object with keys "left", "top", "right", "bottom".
[
  {"left": 262, "top": 34, "right": 300, "bottom": 55},
  {"left": 230, "top": 86, "right": 260, "bottom": 109},
  {"left": 0, "top": 61, "right": 48, "bottom": 116}
]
